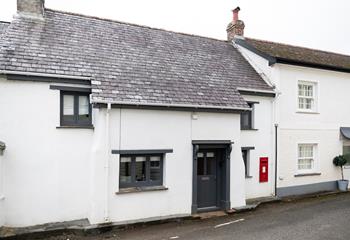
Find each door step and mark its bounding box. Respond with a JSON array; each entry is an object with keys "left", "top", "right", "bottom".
[{"left": 192, "top": 211, "right": 227, "bottom": 220}]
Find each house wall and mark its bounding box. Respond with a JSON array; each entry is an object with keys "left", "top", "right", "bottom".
[
  {"left": 236, "top": 43, "right": 350, "bottom": 195},
  {"left": 241, "top": 95, "right": 275, "bottom": 199},
  {"left": 89, "top": 109, "right": 246, "bottom": 224},
  {"left": 0, "top": 76, "right": 93, "bottom": 227},
  {"left": 0, "top": 75, "right": 247, "bottom": 227},
  {"left": 276, "top": 64, "right": 350, "bottom": 193}
]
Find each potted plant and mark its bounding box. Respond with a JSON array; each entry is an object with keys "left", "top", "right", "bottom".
[{"left": 333, "top": 155, "right": 349, "bottom": 191}]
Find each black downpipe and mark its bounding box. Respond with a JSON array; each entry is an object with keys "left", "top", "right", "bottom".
[{"left": 274, "top": 124, "right": 278, "bottom": 196}]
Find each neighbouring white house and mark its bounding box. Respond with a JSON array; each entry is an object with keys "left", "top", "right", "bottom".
[
  {"left": 0, "top": 0, "right": 277, "bottom": 230},
  {"left": 230, "top": 8, "right": 350, "bottom": 197}
]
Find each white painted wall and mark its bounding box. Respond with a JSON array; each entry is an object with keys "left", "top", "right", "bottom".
[
  {"left": 241, "top": 95, "right": 275, "bottom": 199},
  {"left": 89, "top": 109, "right": 246, "bottom": 224},
  {"left": 276, "top": 64, "right": 350, "bottom": 188},
  {"left": 0, "top": 76, "right": 93, "bottom": 227},
  {"left": 0, "top": 75, "right": 247, "bottom": 227}
]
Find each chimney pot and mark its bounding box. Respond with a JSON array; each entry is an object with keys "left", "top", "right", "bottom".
[
  {"left": 232, "top": 7, "right": 240, "bottom": 22},
  {"left": 17, "top": 0, "right": 45, "bottom": 19}
]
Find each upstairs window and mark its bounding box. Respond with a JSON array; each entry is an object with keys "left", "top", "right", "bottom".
[
  {"left": 60, "top": 92, "right": 92, "bottom": 126},
  {"left": 120, "top": 154, "right": 164, "bottom": 188},
  {"left": 298, "top": 82, "right": 317, "bottom": 112},
  {"left": 298, "top": 144, "right": 316, "bottom": 173}
]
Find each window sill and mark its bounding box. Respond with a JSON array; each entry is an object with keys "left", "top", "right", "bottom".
[
  {"left": 294, "top": 173, "right": 321, "bottom": 177},
  {"left": 57, "top": 125, "right": 94, "bottom": 129},
  {"left": 296, "top": 110, "right": 319, "bottom": 115},
  {"left": 116, "top": 186, "right": 168, "bottom": 195},
  {"left": 241, "top": 128, "right": 258, "bottom": 131}
]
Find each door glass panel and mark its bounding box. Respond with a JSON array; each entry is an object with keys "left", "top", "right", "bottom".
[
  {"left": 120, "top": 157, "right": 131, "bottom": 184},
  {"left": 206, "top": 153, "right": 216, "bottom": 175},
  {"left": 207, "top": 152, "right": 214, "bottom": 158},
  {"left": 150, "top": 156, "right": 161, "bottom": 181},
  {"left": 197, "top": 154, "right": 205, "bottom": 175},
  {"left": 135, "top": 156, "right": 146, "bottom": 182}
]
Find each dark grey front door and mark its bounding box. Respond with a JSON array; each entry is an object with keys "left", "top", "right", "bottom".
[{"left": 197, "top": 150, "right": 218, "bottom": 209}]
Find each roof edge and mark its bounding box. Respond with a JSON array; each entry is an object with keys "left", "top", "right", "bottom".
[
  {"left": 238, "top": 37, "right": 350, "bottom": 73},
  {"left": 237, "top": 87, "right": 276, "bottom": 97},
  {"left": 275, "top": 57, "right": 350, "bottom": 74},
  {"left": 93, "top": 99, "right": 251, "bottom": 113},
  {"left": 234, "top": 37, "right": 276, "bottom": 65}
]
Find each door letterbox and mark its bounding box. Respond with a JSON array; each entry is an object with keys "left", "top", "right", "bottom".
[{"left": 259, "top": 157, "right": 268, "bottom": 183}]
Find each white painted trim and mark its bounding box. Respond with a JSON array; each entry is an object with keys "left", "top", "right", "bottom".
[{"left": 236, "top": 87, "right": 277, "bottom": 95}]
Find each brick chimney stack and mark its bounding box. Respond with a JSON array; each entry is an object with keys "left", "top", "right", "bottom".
[
  {"left": 226, "top": 7, "right": 245, "bottom": 41},
  {"left": 17, "top": 0, "right": 45, "bottom": 19}
]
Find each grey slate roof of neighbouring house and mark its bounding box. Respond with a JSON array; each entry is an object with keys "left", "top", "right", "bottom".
[
  {"left": 239, "top": 38, "right": 350, "bottom": 73},
  {"left": 0, "top": 10, "right": 273, "bottom": 109}
]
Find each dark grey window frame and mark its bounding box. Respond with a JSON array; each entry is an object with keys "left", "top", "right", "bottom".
[
  {"left": 60, "top": 91, "right": 92, "bottom": 127},
  {"left": 241, "top": 102, "right": 258, "bottom": 130},
  {"left": 242, "top": 146, "right": 255, "bottom": 178},
  {"left": 119, "top": 154, "right": 164, "bottom": 189}
]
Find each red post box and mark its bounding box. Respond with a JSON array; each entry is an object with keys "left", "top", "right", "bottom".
[{"left": 259, "top": 157, "right": 268, "bottom": 183}]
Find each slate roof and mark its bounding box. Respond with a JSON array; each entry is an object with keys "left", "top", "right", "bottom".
[
  {"left": 0, "top": 10, "right": 273, "bottom": 109},
  {"left": 244, "top": 38, "right": 350, "bottom": 72}
]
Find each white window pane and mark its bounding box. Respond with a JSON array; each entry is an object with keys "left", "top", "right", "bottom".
[
  {"left": 298, "top": 158, "right": 312, "bottom": 170},
  {"left": 150, "top": 156, "right": 161, "bottom": 161},
  {"left": 120, "top": 157, "right": 132, "bottom": 183},
  {"left": 63, "top": 95, "right": 74, "bottom": 115},
  {"left": 197, "top": 152, "right": 204, "bottom": 158},
  {"left": 79, "top": 96, "right": 89, "bottom": 115},
  {"left": 121, "top": 157, "right": 131, "bottom": 163},
  {"left": 135, "top": 156, "right": 146, "bottom": 182},
  {"left": 136, "top": 156, "right": 146, "bottom": 162}
]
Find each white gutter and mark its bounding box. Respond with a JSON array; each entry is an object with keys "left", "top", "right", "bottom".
[
  {"left": 236, "top": 87, "right": 277, "bottom": 95},
  {"left": 104, "top": 103, "right": 112, "bottom": 222},
  {"left": 0, "top": 70, "right": 91, "bottom": 81},
  {"left": 92, "top": 99, "right": 251, "bottom": 111}
]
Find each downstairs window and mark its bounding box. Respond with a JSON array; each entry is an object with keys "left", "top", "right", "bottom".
[
  {"left": 297, "top": 144, "right": 317, "bottom": 173},
  {"left": 119, "top": 154, "right": 164, "bottom": 188}
]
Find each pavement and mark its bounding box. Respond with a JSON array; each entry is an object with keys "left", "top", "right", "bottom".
[{"left": 8, "top": 192, "right": 350, "bottom": 240}]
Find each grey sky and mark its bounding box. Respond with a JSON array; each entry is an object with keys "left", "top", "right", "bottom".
[{"left": 1, "top": 0, "right": 350, "bottom": 55}]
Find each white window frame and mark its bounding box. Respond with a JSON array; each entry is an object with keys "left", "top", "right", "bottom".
[
  {"left": 296, "top": 143, "right": 318, "bottom": 174},
  {"left": 297, "top": 80, "right": 318, "bottom": 113}
]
